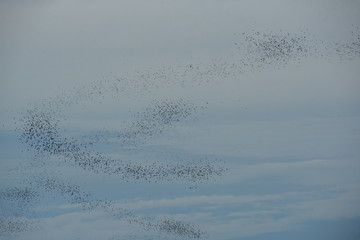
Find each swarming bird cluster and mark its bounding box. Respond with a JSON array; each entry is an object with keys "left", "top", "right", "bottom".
[
  {"left": 93, "top": 98, "right": 206, "bottom": 146},
  {"left": 0, "top": 217, "right": 39, "bottom": 235},
  {"left": 335, "top": 28, "right": 360, "bottom": 60},
  {"left": 241, "top": 31, "right": 311, "bottom": 67},
  {"left": 123, "top": 98, "right": 203, "bottom": 144},
  {"left": 0, "top": 186, "right": 39, "bottom": 231}
]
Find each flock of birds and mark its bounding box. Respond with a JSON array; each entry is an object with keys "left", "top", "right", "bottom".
[
  {"left": 91, "top": 98, "right": 207, "bottom": 146},
  {"left": 18, "top": 97, "right": 226, "bottom": 183},
  {"left": 1, "top": 28, "right": 360, "bottom": 239}
]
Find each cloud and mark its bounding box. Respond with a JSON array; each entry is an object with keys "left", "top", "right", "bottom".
[
  {"left": 111, "top": 192, "right": 306, "bottom": 210},
  {"left": 172, "top": 115, "right": 360, "bottom": 159},
  {"left": 12, "top": 210, "right": 136, "bottom": 240},
  {"left": 222, "top": 158, "right": 360, "bottom": 188},
  {"left": 100, "top": 187, "right": 360, "bottom": 239}
]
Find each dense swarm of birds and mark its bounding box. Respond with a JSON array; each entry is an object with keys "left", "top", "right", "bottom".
[
  {"left": 0, "top": 217, "right": 39, "bottom": 235},
  {"left": 0, "top": 187, "right": 39, "bottom": 218},
  {"left": 154, "top": 218, "right": 206, "bottom": 239},
  {"left": 0, "top": 187, "right": 39, "bottom": 206},
  {"left": 239, "top": 30, "right": 312, "bottom": 69},
  {"left": 0, "top": 186, "right": 40, "bottom": 235},
  {"left": 92, "top": 98, "right": 206, "bottom": 146},
  {"left": 123, "top": 98, "right": 204, "bottom": 145},
  {"left": 2, "top": 28, "right": 360, "bottom": 239},
  {"left": 107, "top": 233, "right": 183, "bottom": 240},
  {"left": 116, "top": 160, "right": 226, "bottom": 183},
  {"left": 335, "top": 28, "right": 360, "bottom": 60}
]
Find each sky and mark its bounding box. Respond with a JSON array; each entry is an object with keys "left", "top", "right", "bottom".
[{"left": 1, "top": 0, "right": 360, "bottom": 239}]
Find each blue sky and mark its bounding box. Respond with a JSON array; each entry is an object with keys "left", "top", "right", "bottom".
[{"left": 1, "top": 0, "right": 360, "bottom": 239}]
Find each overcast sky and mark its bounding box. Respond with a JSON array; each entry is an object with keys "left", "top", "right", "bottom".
[{"left": 1, "top": 1, "right": 360, "bottom": 240}]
